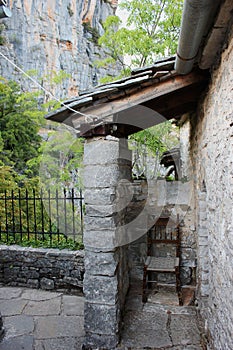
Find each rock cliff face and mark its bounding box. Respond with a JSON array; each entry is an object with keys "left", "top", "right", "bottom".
[{"left": 0, "top": 0, "right": 118, "bottom": 99}]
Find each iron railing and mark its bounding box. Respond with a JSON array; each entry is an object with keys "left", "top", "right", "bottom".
[{"left": 0, "top": 188, "right": 84, "bottom": 246}]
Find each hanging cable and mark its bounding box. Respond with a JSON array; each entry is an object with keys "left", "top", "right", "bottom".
[{"left": 0, "top": 51, "right": 97, "bottom": 122}]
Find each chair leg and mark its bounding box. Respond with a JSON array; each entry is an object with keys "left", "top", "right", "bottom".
[
  {"left": 178, "top": 291, "right": 183, "bottom": 306},
  {"left": 153, "top": 272, "right": 159, "bottom": 292},
  {"left": 175, "top": 267, "right": 183, "bottom": 306},
  {"left": 142, "top": 266, "right": 148, "bottom": 303}
]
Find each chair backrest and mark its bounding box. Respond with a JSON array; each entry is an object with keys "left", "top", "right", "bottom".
[{"left": 147, "top": 217, "right": 181, "bottom": 258}]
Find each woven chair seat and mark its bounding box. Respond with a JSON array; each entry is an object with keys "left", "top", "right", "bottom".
[{"left": 145, "top": 256, "right": 179, "bottom": 272}]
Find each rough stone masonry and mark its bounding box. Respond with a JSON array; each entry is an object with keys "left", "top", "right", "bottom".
[
  {"left": 0, "top": 245, "right": 84, "bottom": 293},
  {"left": 188, "top": 31, "right": 233, "bottom": 350}
]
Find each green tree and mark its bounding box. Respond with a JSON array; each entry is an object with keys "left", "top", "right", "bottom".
[
  {"left": 129, "top": 121, "right": 179, "bottom": 179},
  {"left": 35, "top": 124, "right": 84, "bottom": 245},
  {"left": 98, "top": 0, "right": 182, "bottom": 178},
  {"left": 98, "top": 0, "right": 182, "bottom": 79},
  {"left": 0, "top": 77, "right": 44, "bottom": 177},
  {"left": 0, "top": 75, "right": 84, "bottom": 249},
  {"left": 39, "top": 124, "right": 84, "bottom": 191},
  {"left": 98, "top": 16, "right": 131, "bottom": 78}
]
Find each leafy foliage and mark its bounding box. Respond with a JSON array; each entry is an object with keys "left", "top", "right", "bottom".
[
  {"left": 98, "top": 16, "right": 130, "bottom": 76},
  {"left": 129, "top": 121, "right": 179, "bottom": 179},
  {"left": 0, "top": 233, "right": 84, "bottom": 250},
  {"left": 0, "top": 75, "right": 84, "bottom": 250},
  {"left": 120, "top": 0, "right": 182, "bottom": 61},
  {"left": 98, "top": 0, "right": 183, "bottom": 78},
  {"left": 97, "top": 1, "right": 182, "bottom": 176},
  {"left": 0, "top": 24, "right": 6, "bottom": 46},
  {"left": 0, "top": 77, "right": 44, "bottom": 177},
  {"left": 39, "top": 124, "right": 84, "bottom": 191},
  {"left": 45, "top": 70, "right": 71, "bottom": 86},
  {"left": 0, "top": 185, "right": 84, "bottom": 251},
  {"left": 82, "top": 21, "right": 100, "bottom": 45},
  {"left": 0, "top": 165, "right": 19, "bottom": 191}
]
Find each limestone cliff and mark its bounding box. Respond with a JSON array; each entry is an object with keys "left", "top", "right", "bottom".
[{"left": 0, "top": 0, "right": 118, "bottom": 99}]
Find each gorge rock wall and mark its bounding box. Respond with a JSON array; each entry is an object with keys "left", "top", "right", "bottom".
[{"left": 0, "top": 0, "right": 118, "bottom": 99}]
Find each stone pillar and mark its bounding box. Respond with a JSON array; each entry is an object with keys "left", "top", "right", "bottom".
[{"left": 82, "top": 135, "right": 132, "bottom": 349}]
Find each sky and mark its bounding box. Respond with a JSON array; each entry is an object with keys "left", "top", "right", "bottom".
[{"left": 115, "top": 1, "right": 129, "bottom": 27}]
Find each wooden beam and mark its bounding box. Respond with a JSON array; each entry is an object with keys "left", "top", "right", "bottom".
[
  {"left": 142, "top": 81, "right": 206, "bottom": 119},
  {"left": 80, "top": 122, "right": 141, "bottom": 138}
]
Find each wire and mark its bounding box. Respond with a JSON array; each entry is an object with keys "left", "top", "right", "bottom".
[{"left": 0, "top": 51, "right": 97, "bottom": 122}]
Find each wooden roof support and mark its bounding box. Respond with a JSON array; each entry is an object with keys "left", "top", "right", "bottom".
[
  {"left": 46, "top": 67, "right": 209, "bottom": 136},
  {"left": 71, "top": 69, "right": 209, "bottom": 132}
]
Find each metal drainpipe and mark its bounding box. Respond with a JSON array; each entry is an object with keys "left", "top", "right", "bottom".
[{"left": 175, "top": 0, "right": 220, "bottom": 75}]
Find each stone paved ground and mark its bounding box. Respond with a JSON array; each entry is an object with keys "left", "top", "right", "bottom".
[
  {"left": 0, "top": 286, "right": 205, "bottom": 350},
  {"left": 119, "top": 283, "right": 205, "bottom": 350},
  {"left": 0, "top": 287, "right": 84, "bottom": 350}
]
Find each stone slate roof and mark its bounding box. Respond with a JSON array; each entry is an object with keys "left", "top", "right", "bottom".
[
  {"left": 46, "top": 56, "right": 175, "bottom": 123},
  {"left": 46, "top": 56, "right": 208, "bottom": 136}
]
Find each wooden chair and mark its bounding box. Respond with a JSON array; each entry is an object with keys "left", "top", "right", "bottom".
[{"left": 142, "top": 216, "right": 183, "bottom": 305}]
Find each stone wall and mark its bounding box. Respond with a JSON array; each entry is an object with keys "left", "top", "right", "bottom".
[
  {"left": 190, "top": 31, "right": 233, "bottom": 350},
  {"left": 0, "top": 245, "right": 84, "bottom": 294}
]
